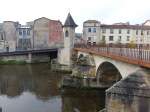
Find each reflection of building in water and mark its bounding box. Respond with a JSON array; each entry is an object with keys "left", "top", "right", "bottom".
[
  {"left": 0, "top": 64, "right": 62, "bottom": 100},
  {"left": 61, "top": 90, "right": 105, "bottom": 112}
]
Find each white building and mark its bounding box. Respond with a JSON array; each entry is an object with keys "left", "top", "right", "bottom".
[
  {"left": 83, "top": 20, "right": 101, "bottom": 45},
  {"left": 83, "top": 20, "right": 150, "bottom": 45}
]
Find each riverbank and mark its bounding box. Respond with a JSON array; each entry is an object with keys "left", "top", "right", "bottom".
[
  {"left": 61, "top": 76, "right": 109, "bottom": 90},
  {"left": 0, "top": 60, "right": 26, "bottom": 65}
]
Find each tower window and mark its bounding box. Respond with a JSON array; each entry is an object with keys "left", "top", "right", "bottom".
[{"left": 65, "top": 30, "right": 69, "bottom": 37}]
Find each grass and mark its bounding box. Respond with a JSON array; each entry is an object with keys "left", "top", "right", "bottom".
[{"left": 0, "top": 60, "right": 26, "bottom": 65}]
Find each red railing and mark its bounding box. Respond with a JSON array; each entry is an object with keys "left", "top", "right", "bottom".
[{"left": 74, "top": 43, "right": 150, "bottom": 68}]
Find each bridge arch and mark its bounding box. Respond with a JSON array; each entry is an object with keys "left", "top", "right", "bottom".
[{"left": 96, "top": 61, "right": 122, "bottom": 86}]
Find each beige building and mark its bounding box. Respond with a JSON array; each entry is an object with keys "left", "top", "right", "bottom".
[
  {"left": 2, "top": 21, "right": 18, "bottom": 51},
  {"left": 83, "top": 20, "right": 150, "bottom": 45},
  {"left": 83, "top": 20, "right": 101, "bottom": 45},
  {"left": 32, "top": 17, "right": 63, "bottom": 49}
]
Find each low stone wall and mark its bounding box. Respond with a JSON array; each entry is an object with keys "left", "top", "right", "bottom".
[{"left": 0, "top": 54, "right": 50, "bottom": 64}]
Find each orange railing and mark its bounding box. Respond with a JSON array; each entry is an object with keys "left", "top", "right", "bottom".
[{"left": 74, "top": 43, "right": 150, "bottom": 68}]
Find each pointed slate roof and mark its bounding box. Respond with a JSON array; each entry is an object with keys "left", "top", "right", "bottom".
[{"left": 64, "top": 13, "right": 78, "bottom": 27}]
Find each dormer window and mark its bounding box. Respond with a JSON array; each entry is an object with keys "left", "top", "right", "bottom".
[{"left": 65, "top": 30, "right": 69, "bottom": 37}]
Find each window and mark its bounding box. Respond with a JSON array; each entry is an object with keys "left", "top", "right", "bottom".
[
  {"left": 19, "top": 29, "right": 22, "bottom": 35},
  {"left": 141, "top": 30, "right": 143, "bottom": 35},
  {"left": 147, "top": 31, "right": 149, "bottom": 35},
  {"left": 93, "top": 42, "right": 96, "bottom": 45},
  {"left": 127, "top": 29, "right": 130, "bottom": 34},
  {"left": 102, "top": 29, "right": 106, "bottom": 33},
  {"left": 88, "top": 37, "right": 91, "bottom": 41},
  {"left": 65, "top": 30, "right": 69, "bottom": 37},
  {"left": 27, "top": 29, "right": 30, "bottom": 35},
  {"left": 119, "top": 29, "right": 121, "bottom": 34},
  {"left": 23, "top": 30, "right": 26, "bottom": 36},
  {"left": 102, "top": 36, "right": 105, "bottom": 41},
  {"left": 1, "top": 34, "right": 3, "bottom": 40},
  {"left": 88, "top": 28, "right": 91, "bottom": 32},
  {"left": 127, "top": 36, "right": 130, "bottom": 41},
  {"left": 118, "top": 36, "right": 121, "bottom": 41},
  {"left": 109, "top": 36, "right": 113, "bottom": 41},
  {"left": 110, "top": 29, "right": 114, "bottom": 34},
  {"left": 136, "top": 30, "right": 138, "bottom": 35},
  {"left": 93, "top": 28, "right": 96, "bottom": 33}
]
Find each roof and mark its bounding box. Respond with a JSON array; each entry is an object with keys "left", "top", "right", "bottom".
[
  {"left": 84, "top": 20, "right": 100, "bottom": 23},
  {"left": 64, "top": 13, "right": 77, "bottom": 27},
  {"left": 106, "top": 69, "right": 150, "bottom": 98},
  {"left": 101, "top": 24, "right": 150, "bottom": 30}
]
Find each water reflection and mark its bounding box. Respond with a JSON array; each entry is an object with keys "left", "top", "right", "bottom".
[
  {"left": 0, "top": 64, "right": 61, "bottom": 100},
  {"left": 0, "top": 64, "right": 105, "bottom": 112},
  {"left": 62, "top": 89, "right": 105, "bottom": 112}
]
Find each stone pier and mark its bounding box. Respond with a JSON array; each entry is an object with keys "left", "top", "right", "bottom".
[{"left": 105, "top": 69, "right": 150, "bottom": 112}]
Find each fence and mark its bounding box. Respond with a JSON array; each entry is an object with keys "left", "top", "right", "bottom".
[{"left": 74, "top": 43, "right": 150, "bottom": 68}]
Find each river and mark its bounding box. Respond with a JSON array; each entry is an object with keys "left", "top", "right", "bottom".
[{"left": 0, "top": 63, "right": 105, "bottom": 112}]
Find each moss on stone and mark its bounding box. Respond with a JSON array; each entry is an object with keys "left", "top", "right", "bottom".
[{"left": 0, "top": 60, "right": 26, "bottom": 65}]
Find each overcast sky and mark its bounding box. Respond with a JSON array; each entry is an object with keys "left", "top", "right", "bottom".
[{"left": 0, "top": 0, "right": 150, "bottom": 32}]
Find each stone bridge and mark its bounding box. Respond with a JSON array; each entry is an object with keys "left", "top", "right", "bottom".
[{"left": 74, "top": 44, "right": 150, "bottom": 87}]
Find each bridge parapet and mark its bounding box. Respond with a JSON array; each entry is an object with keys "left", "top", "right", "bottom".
[{"left": 74, "top": 44, "right": 150, "bottom": 68}]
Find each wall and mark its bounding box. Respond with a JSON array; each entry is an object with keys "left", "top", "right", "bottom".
[
  {"left": 49, "top": 20, "right": 63, "bottom": 47},
  {"left": 83, "top": 22, "right": 101, "bottom": 44},
  {"left": 0, "top": 54, "right": 50, "bottom": 63},
  {"left": 33, "top": 17, "right": 63, "bottom": 49},
  {"left": 3, "top": 21, "right": 17, "bottom": 51},
  {"left": 33, "top": 17, "right": 49, "bottom": 49},
  {"left": 105, "top": 70, "right": 150, "bottom": 112},
  {"left": 101, "top": 28, "right": 150, "bottom": 44}
]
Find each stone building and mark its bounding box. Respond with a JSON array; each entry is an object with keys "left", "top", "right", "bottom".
[
  {"left": 105, "top": 69, "right": 150, "bottom": 112},
  {"left": 83, "top": 20, "right": 101, "bottom": 45},
  {"left": 0, "top": 23, "right": 5, "bottom": 52},
  {"left": 32, "top": 17, "right": 63, "bottom": 49},
  {"left": 33, "top": 17, "right": 50, "bottom": 49},
  {"left": 2, "top": 21, "right": 18, "bottom": 52},
  {"left": 49, "top": 20, "right": 63, "bottom": 47},
  {"left": 16, "top": 25, "right": 33, "bottom": 50},
  {"left": 83, "top": 20, "right": 150, "bottom": 45}
]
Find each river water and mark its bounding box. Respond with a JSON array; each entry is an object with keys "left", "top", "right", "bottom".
[{"left": 0, "top": 63, "right": 105, "bottom": 112}]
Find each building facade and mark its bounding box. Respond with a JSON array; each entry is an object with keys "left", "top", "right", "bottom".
[
  {"left": 2, "top": 21, "right": 18, "bottom": 52},
  {"left": 16, "top": 25, "right": 33, "bottom": 50},
  {"left": 83, "top": 20, "right": 101, "bottom": 45},
  {"left": 33, "top": 17, "right": 63, "bottom": 49},
  {"left": 83, "top": 20, "right": 150, "bottom": 45},
  {"left": 0, "top": 17, "right": 63, "bottom": 52}
]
